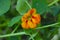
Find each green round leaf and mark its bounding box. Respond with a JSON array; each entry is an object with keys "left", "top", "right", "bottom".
[{"left": 0, "top": 0, "right": 11, "bottom": 16}]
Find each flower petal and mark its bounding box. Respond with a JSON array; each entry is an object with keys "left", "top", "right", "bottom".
[
  {"left": 28, "top": 20, "right": 36, "bottom": 28},
  {"left": 27, "top": 8, "right": 36, "bottom": 15},
  {"left": 32, "top": 14, "right": 41, "bottom": 24},
  {"left": 21, "top": 22, "right": 29, "bottom": 29}
]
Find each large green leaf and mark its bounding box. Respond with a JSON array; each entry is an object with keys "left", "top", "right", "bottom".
[
  {"left": 8, "top": 16, "right": 22, "bottom": 27},
  {"left": 16, "top": 0, "right": 30, "bottom": 15},
  {"left": 32, "top": 0, "right": 48, "bottom": 14},
  {"left": 0, "top": 0, "right": 11, "bottom": 16}
]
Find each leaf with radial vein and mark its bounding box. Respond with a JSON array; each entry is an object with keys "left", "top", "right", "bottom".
[
  {"left": 16, "top": 0, "right": 30, "bottom": 15},
  {"left": 0, "top": 0, "right": 11, "bottom": 16},
  {"left": 32, "top": 0, "right": 48, "bottom": 14}
]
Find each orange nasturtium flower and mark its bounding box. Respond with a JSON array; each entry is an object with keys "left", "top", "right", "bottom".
[{"left": 21, "top": 8, "right": 41, "bottom": 29}]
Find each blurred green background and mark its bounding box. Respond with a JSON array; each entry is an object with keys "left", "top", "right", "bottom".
[{"left": 0, "top": 0, "right": 60, "bottom": 40}]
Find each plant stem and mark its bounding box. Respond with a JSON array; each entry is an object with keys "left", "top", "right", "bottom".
[
  {"left": 0, "top": 32, "right": 27, "bottom": 38},
  {"left": 0, "top": 22, "right": 59, "bottom": 38},
  {"left": 11, "top": 23, "right": 20, "bottom": 33},
  {"left": 11, "top": 25, "right": 19, "bottom": 33},
  {"left": 48, "top": 0, "right": 59, "bottom": 6},
  {"left": 25, "top": 1, "right": 32, "bottom": 9},
  {"left": 29, "top": 32, "right": 38, "bottom": 40},
  {"left": 36, "top": 22, "right": 60, "bottom": 29}
]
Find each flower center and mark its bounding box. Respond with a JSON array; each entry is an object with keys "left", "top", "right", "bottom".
[{"left": 28, "top": 15, "right": 32, "bottom": 20}]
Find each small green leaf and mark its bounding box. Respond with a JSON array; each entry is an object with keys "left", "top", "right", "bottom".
[
  {"left": 0, "top": 0, "right": 11, "bottom": 16},
  {"left": 8, "top": 16, "right": 22, "bottom": 27},
  {"left": 16, "top": 0, "right": 30, "bottom": 15}
]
